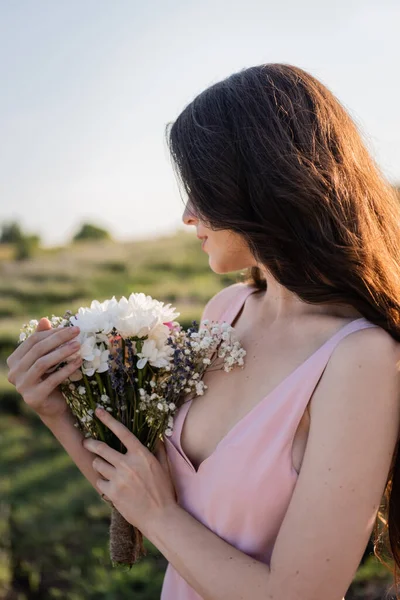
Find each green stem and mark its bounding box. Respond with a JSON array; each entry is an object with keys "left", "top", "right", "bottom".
[
  {"left": 95, "top": 372, "right": 105, "bottom": 395},
  {"left": 82, "top": 372, "right": 104, "bottom": 440}
]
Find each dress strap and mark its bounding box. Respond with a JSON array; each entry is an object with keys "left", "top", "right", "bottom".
[
  {"left": 282, "top": 318, "right": 381, "bottom": 452},
  {"left": 218, "top": 283, "right": 259, "bottom": 327}
]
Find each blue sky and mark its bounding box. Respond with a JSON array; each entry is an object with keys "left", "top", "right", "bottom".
[{"left": 1, "top": 0, "right": 399, "bottom": 247}]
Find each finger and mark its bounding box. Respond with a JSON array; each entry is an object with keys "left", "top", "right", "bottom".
[
  {"left": 7, "top": 327, "right": 53, "bottom": 368},
  {"left": 96, "top": 477, "right": 112, "bottom": 499},
  {"left": 17, "top": 337, "right": 82, "bottom": 390},
  {"left": 156, "top": 439, "right": 173, "bottom": 476},
  {"left": 36, "top": 317, "right": 52, "bottom": 332},
  {"left": 156, "top": 440, "right": 169, "bottom": 470},
  {"left": 83, "top": 437, "right": 124, "bottom": 467},
  {"left": 35, "top": 320, "right": 57, "bottom": 372},
  {"left": 92, "top": 456, "right": 116, "bottom": 480},
  {"left": 37, "top": 355, "right": 83, "bottom": 395},
  {"left": 17, "top": 327, "right": 80, "bottom": 382},
  {"left": 155, "top": 439, "right": 177, "bottom": 500},
  {"left": 94, "top": 407, "right": 142, "bottom": 452},
  {"left": 9, "top": 324, "right": 80, "bottom": 369},
  {"left": 155, "top": 438, "right": 166, "bottom": 463}
]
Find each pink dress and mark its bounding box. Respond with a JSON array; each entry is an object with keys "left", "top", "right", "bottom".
[{"left": 161, "top": 283, "right": 379, "bottom": 599}]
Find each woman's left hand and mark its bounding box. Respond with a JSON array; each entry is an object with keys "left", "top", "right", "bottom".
[{"left": 82, "top": 406, "right": 177, "bottom": 535}]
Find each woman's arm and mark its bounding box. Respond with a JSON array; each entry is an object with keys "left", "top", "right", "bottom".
[
  {"left": 39, "top": 408, "right": 105, "bottom": 494},
  {"left": 142, "top": 327, "right": 400, "bottom": 600}
]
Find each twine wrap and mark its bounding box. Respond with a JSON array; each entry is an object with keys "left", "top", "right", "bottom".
[{"left": 101, "top": 495, "right": 147, "bottom": 567}]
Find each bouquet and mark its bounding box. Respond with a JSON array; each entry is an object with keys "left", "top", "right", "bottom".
[{"left": 18, "top": 292, "right": 247, "bottom": 568}]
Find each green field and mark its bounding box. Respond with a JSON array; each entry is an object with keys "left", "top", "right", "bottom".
[{"left": 0, "top": 231, "right": 395, "bottom": 599}]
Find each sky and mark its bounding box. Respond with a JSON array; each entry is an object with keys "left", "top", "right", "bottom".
[{"left": 1, "top": 0, "right": 399, "bottom": 247}]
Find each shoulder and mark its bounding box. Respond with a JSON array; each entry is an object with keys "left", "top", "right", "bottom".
[
  {"left": 310, "top": 323, "right": 400, "bottom": 430},
  {"left": 267, "top": 322, "right": 400, "bottom": 597},
  {"left": 200, "top": 282, "right": 251, "bottom": 326},
  {"left": 324, "top": 322, "right": 400, "bottom": 396}
]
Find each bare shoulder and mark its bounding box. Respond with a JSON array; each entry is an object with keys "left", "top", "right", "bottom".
[
  {"left": 324, "top": 323, "right": 400, "bottom": 396},
  {"left": 266, "top": 323, "right": 400, "bottom": 598},
  {"left": 309, "top": 323, "right": 400, "bottom": 428},
  {"left": 200, "top": 282, "right": 249, "bottom": 326}
]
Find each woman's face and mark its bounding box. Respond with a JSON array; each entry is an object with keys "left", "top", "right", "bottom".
[{"left": 182, "top": 201, "right": 255, "bottom": 274}]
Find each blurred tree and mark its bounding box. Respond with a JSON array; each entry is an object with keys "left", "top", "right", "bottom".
[
  {"left": 72, "top": 222, "right": 112, "bottom": 242},
  {"left": 15, "top": 235, "right": 41, "bottom": 261},
  {"left": 0, "top": 221, "right": 24, "bottom": 244}
]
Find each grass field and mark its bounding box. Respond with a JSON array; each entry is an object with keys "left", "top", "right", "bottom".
[{"left": 0, "top": 230, "right": 396, "bottom": 599}]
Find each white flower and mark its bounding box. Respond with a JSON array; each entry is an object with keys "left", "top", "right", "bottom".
[
  {"left": 77, "top": 333, "right": 98, "bottom": 360},
  {"left": 78, "top": 386, "right": 86, "bottom": 395},
  {"left": 168, "top": 402, "right": 176, "bottom": 410},
  {"left": 164, "top": 428, "right": 173, "bottom": 436},
  {"left": 136, "top": 338, "right": 174, "bottom": 369},
  {"left": 113, "top": 292, "right": 180, "bottom": 339},
  {"left": 70, "top": 297, "right": 119, "bottom": 335},
  {"left": 82, "top": 343, "right": 110, "bottom": 376},
  {"left": 19, "top": 332, "right": 27, "bottom": 342}
]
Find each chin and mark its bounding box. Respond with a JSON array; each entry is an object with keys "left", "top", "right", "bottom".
[{"left": 209, "top": 255, "right": 249, "bottom": 275}]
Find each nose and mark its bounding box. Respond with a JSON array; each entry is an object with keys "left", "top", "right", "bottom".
[{"left": 182, "top": 202, "right": 198, "bottom": 226}]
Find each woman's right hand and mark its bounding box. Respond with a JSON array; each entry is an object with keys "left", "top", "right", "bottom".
[{"left": 6, "top": 317, "right": 83, "bottom": 419}]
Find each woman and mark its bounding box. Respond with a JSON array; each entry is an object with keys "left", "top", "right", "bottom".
[{"left": 6, "top": 63, "right": 400, "bottom": 600}]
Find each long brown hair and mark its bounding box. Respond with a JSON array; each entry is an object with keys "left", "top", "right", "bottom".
[{"left": 166, "top": 63, "right": 400, "bottom": 594}]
